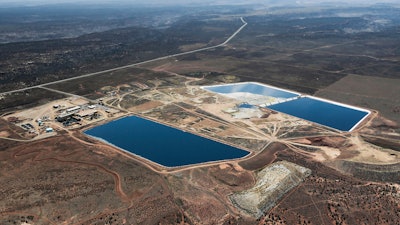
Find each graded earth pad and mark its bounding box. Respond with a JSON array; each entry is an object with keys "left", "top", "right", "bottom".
[{"left": 230, "top": 161, "right": 311, "bottom": 218}]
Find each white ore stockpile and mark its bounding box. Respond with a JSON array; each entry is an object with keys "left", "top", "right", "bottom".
[{"left": 230, "top": 161, "right": 311, "bottom": 218}]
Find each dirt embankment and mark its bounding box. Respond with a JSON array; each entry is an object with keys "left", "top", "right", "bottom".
[
  {"left": 329, "top": 160, "right": 400, "bottom": 183},
  {"left": 361, "top": 135, "right": 400, "bottom": 152},
  {"left": 239, "top": 142, "right": 287, "bottom": 171}
]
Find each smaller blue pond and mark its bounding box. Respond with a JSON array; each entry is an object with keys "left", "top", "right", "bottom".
[
  {"left": 267, "top": 97, "right": 369, "bottom": 131},
  {"left": 238, "top": 103, "right": 255, "bottom": 109},
  {"left": 203, "top": 82, "right": 299, "bottom": 99},
  {"left": 85, "top": 116, "right": 249, "bottom": 167}
]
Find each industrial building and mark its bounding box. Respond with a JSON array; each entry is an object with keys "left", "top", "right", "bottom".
[
  {"left": 76, "top": 109, "right": 98, "bottom": 118},
  {"left": 66, "top": 106, "right": 81, "bottom": 113}
]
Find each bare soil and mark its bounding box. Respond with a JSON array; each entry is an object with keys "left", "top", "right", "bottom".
[
  {"left": 0, "top": 134, "right": 187, "bottom": 225},
  {"left": 239, "top": 142, "right": 287, "bottom": 171}
]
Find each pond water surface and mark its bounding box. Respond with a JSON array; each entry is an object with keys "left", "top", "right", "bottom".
[{"left": 85, "top": 116, "right": 249, "bottom": 167}]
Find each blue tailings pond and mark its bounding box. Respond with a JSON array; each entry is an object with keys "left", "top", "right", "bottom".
[
  {"left": 84, "top": 116, "right": 249, "bottom": 167},
  {"left": 203, "top": 82, "right": 370, "bottom": 132},
  {"left": 268, "top": 97, "right": 369, "bottom": 132},
  {"left": 203, "top": 82, "right": 299, "bottom": 99}
]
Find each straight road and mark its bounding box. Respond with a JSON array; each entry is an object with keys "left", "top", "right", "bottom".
[{"left": 0, "top": 17, "right": 247, "bottom": 96}]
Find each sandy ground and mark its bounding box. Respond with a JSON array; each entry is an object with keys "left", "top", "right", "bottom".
[
  {"left": 0, "top": 130, "right": 10, "bottom": 137},
  {"left": 317, "top": 146, "right": 341, "bottom": 161},
  {"left": 70, "top": 97, "right": 89, "bottom": 106},
  {"left": 347, "top": 135, "right": 399, "bottom": 164},
  {"left": 291, "top": 135, "right": 400, "bottom": 164},
  {"left": 179, "top": 43, "right": 208, "bottom": 52},
  {"left": 128, "top": 101, "right": 163, "bottom": 112}
]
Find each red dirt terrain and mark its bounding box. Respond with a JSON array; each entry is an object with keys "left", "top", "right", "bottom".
[
  {"left": 0, "top": 91, "right": 399, "bottom": 225},
  {"left": 0, "top": 134, "right": 191, "bottom": 225}
]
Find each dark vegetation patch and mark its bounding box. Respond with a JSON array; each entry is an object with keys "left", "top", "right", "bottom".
[
  {"left": 0, "top": 18, "right": 241, "bottom": 92},
  {"left": 274, "top": 52, "right": 379, "bottom": 72},
  {"left": 227, "top": 61, "right": 345, "bottom": 94},
  {"left": 0, "top": 136, "right": 21, "bottom": 152},
  {"left": 175, "top": 102, "right": 197, "bottom": 110},
  {"left": 0, "top": 88, "right": 66, "bottom": 114},
  {"left": 185, "top": 71, "right": 225, "bottom": 78},
  {"left": 120, "top": 95, "right": 150, "bottom": 109},
  {"left": 205, "top": 14, "right": 399, "bottom": 90},
  {"left": 0, "top": 118, "right": 27, "bottom": 142},
  {"left": 45, "top": 67, "right": 171, "bottom": 99},
  {"left": 346, "top": 62, "right": 400, "bottom": 78},
  {"left": 334, "top": 160, "right": 400, "bottom": 183},
  {"left": 290, "top": 144, "right": 321, "bottom": 153},
  {"left": 361, "top": 135, "right": 400, "bottom": 152},
  {"left": 276, "top": 125, "right": 326, "bottom": 139},
  {"left": 317, "top": 90, "right": 400, "bottom": 123},
  {"left": 316, "top": 34, "right": 400, "bottom": 62}
]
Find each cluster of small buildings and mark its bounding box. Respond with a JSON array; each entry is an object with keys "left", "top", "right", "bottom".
[
  {"left": 55, "top": 104, "right": 100, "bottom": 126},
  {"left": 5, "top": 100, "right": 109, "bottom": 138},
  {"left": 18, "top": 116, "right": 53, "bottom": 135},
  {"left": 20, "top": 123, "right": 34, "bottom": 130}
]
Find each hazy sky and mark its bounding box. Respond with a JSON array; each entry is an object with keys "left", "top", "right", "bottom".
[{"left": 1, "top": 0, "right": 399, "bottom": 7}]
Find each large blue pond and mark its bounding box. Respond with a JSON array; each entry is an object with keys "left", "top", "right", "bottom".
[
  {"left": 84, "top": 116, "right": 249, "bottom": 167},
  {"left": 268, "top": 97, "right": 369, "bottom": 131},
  {"left": 203, "top": 82, "right": 299, "bottom": 99}
]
